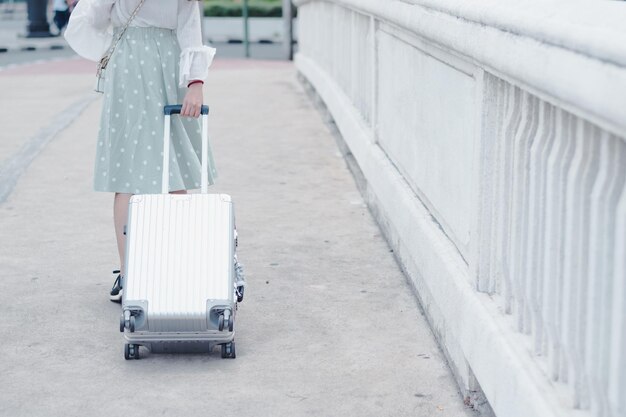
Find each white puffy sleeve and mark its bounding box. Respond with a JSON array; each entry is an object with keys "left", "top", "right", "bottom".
[
  {"left": 176, "top": 0, "right": 216, "bottom": 88},
  {"left": 64, "top": 0, "right": 116, "bottom": 62}
]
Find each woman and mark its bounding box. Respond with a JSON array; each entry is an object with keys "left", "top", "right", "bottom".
[{"left": 65, "top": 0, "right": 218, "bottom": 302}]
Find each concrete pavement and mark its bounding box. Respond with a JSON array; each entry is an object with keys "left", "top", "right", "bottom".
[{"left": 0, "top": 57, "right": 475, "bottom": 417}]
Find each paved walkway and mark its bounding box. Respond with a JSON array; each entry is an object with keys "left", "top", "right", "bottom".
[{"left": 0, "top": 57, "right": 474, "bottom": 417}]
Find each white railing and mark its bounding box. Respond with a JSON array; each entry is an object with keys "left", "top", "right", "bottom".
[
  {"left": 479, "top": 75, "right": 626, "bottom": 415},
  {"left": 293, "top": 1, "right": 626, "bottom": 417}
]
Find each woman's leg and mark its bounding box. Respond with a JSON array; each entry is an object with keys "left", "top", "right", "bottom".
[
  {"left": 114, "top": 192, "right": 133, "bottom": 273},
  {"left": 110, "top": 192, "right": 132, "bottom": 301}
]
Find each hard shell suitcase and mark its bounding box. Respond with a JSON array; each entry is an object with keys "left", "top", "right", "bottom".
[{"left": 119, "top": 105, "right": 243, "bottom": 360}]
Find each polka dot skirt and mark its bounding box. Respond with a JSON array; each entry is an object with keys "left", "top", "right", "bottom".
[{"left": 94, "top": 27, "right": 218, "bottom": 194}]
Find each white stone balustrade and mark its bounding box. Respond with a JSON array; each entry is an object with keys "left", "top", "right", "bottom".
[{"left": 292, "top": 1, "right": 626, "bottom": 417}]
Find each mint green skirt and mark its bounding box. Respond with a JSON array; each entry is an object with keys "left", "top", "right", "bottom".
[{"left": 94, "top": 27, "right": 218, "bottom": 194}]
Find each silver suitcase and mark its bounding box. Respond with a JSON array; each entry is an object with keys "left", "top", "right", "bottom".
[{"left": 119, "top": 105, "right": 243, "bottom": 360}]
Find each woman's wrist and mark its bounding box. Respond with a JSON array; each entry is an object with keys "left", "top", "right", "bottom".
[{"left": 187, "top": 80, "right": 204, "bottom": 88}]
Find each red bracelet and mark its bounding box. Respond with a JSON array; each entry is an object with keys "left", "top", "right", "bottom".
[{"left": 187, "top": 80, "right": 204, "bottom": 88}]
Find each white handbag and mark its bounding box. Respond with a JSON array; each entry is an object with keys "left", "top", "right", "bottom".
[{"left": 94, "top": 67, "right": 106, "bottom": 94}]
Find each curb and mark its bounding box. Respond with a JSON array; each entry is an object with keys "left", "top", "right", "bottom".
[
  {"left": 0, "top": 43, "right": 67, "bottom": 53},
  {"left": 0, "top": 38, "right": 288, "bottom": 53},
  {"left": 208, "top": 37, "right": 278, "bottom": 44}
]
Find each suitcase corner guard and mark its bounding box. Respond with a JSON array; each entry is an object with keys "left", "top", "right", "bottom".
[{"left": 207, "top": 300, "right": 235, "bottom": 332}]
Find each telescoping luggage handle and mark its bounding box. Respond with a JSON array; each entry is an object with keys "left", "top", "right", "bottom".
[{"left": 162, "top": 104, "right": 210, "bottom": 194}]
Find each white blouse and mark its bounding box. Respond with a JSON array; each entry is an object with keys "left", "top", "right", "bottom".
[{"left": 64, "top": 0, "right": 216, "bottom": 87}]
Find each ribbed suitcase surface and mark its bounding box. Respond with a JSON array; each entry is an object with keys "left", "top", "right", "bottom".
[{"left": 124, "top": 193, "right": 234, "bottom": 333}]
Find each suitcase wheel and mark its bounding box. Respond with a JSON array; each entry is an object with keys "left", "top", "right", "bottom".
[
  {"left": 218, "top": 315, "right": 234, "bottom": 332},
  {"left": 218, "top": 310, "right": 233, "bottom": 332},
  {"left": 124, "top": 343, "right": 140, "bottom": 360},
  {"left": 119, "top": 314, "right": 136, "bottom": 333},
  {"left": 221, "top": 342, "right": 236, "bottom": 359}
]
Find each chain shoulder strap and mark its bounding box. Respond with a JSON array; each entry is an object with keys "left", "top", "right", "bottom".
[{"left": 97, "top": 0, "right": 145, "bottom": 75}]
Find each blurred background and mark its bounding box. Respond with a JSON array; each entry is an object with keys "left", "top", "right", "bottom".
[{"left": 0, "top": 0, "right": 297, "bottom": 67}]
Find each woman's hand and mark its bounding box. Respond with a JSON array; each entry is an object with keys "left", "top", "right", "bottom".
[{"left": 181, "top": 82, "right": 204, "bottom": 118}]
